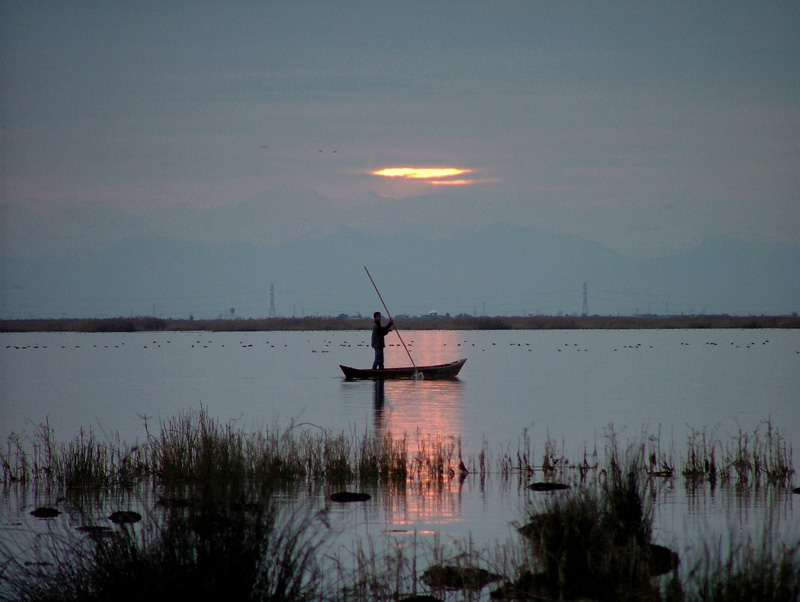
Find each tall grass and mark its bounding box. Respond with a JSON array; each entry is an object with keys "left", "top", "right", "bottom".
[
  {"left": 357, "top": 429, "right": 408, "bottom": 483},
  {"left": 675, "top": 534, "right": 800, "bottom": 602},
  {"left": 2, "top": 486, "right": 329, "bottom": 601},
  {"left": 2, "top": 409, "right": 471, "bottom": 492},
  {"left": 515, "top": 438, "right": 669, "bottom": 601},
  {"left": 1, "top": 433, "right": 29, "bottom": 484},
  {"left": 682, "top": 420, "right": 794, "bottom": 486},
  {"left": 2, "top": 417, "right": 798, "bottom": 602},
  {"left": 4, "top": 419, "right": 150, "bottom": 489},
  {"left": 2, "top": 413, "right": 795, "bottom": 494}
]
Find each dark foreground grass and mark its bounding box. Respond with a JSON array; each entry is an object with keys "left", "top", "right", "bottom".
[
  {"left": 2, "top": 412, "right": 799, "bottom": 601},
  {"left": 512, "top": 441, "right": 667, "bottom": 601},
  {"left": 2, "top": 487, "right": 328, "bottom": 602},
  {"left": 677, "top": 537, "right": 800, "bottom": 602},
  {"left": 4, "top": 463, "right": 797, "bottom": 601}
]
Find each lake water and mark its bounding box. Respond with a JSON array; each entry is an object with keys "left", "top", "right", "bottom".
[{"left": 2, "top": 328, "right": 799, "bottom": 576}]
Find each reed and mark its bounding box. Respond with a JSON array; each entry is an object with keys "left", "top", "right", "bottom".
[
  {"left": 147, "top": 410, "right": 251, "bottom": 491},
  {"left": 515, "top": 449, "right": 670, "bottom": 601},
  {"left": 1, "top": 488, "right": 329, "bottom": 601},
  {"left": 329, "top": 529, "right": 520, "bottom": 600},
  {"left": 330, "top": 534, "right": 421, "bottom": 601},
  {"left": 356, "top": 429, "right": 408, "bottom": 483},
  {"left": 1, "top": 419, "right": 149, "bottom": 488},
  {"left": 682, "top": 426, "right": 720, "bottom": 482},
  {"left": 676, "top": 534, "right": 800, "bottom": 602},
  {"left": 682, "top": 420, "right": 794, "bottom": 487},
  {"left": 3, "top": 424, "right": 798, "bottom": 602},
  {"left": 2, "top": 409, "right": 477, "bottom": 492},
  {"left": 0, "top": 418, "right": 790, "bottom": 502},
  {"left": 3, "top": 413, "right": 795, "bottom": 496},
  {"left": 1, "top": 433, "right": 29, "bottom": 484},
  {"left": 409, "top": 431, "right": 462, "bottom": 480}
]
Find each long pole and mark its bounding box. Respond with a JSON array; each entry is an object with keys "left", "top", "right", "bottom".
[{"left": 364, "top": 266, "right": 416, "bottom": 371}]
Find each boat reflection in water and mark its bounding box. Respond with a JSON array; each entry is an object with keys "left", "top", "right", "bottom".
[
  {"left": 340, "top": 330, "right": 467, "bottom": 437},
  {"left": 339, "top": 331, "right": 470, "bottom": 532}
]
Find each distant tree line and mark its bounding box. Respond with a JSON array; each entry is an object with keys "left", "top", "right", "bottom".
[{"left": 1, "top": 314, "right": 798, "bottom": 333}]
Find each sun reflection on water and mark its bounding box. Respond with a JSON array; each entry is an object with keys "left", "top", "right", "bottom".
[
  {"left": 371, "top": 378, "right": 469, "bottom": 530},
  {"left": 339, "top": 330, "right": 472, "bottom": 530},
  {"left": 370, "top": 379, "right": 464, "bottom": 435}
]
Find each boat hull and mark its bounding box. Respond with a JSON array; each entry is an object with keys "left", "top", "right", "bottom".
[{"left": 339, "top": 358, "right": 466, "bottom": 380}]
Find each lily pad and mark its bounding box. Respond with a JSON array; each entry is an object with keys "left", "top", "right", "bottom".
[
  {"left": 329, "top": 491, "right": 371, "bottom": 502},
  {"left": 422, "top": 564, "right": 501, "bottom": 590},
  {"left": 528, "top": 482, "right": 570, "bottom": 492},
  {"left": 109, "top": 510, "right": 142, "bottom": 524},
  {"left": 30, "top": 507, "right": 60, "bottom": 518}
]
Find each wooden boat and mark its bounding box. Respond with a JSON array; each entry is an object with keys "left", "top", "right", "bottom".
[{"left": 339, "top": 358, "right": 466, "bottom": 380}]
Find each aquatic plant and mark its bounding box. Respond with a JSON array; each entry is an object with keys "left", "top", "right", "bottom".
[
  {"left": 357, "top": 429, "right": 408, "bottom": 483},
  {"left": 2, "top": 409, "right": 480, "bottom": 494},
  {"left": 2, "top": 413, "right": 795, "bottom": 499},
  {"left": 683, "top": 426, "right": 720, "bottom": 482},
  {"left": 676, "top": 533, "right": 800, "bottom": 602},
  {"left": 329, "top": 534, "right": 420, "bottom": 601},
  {"left": 1, "top": 488, "right": 329, "bottom": 602},
  {"left": 515, "top": 443, "right": 673, "bottom": 601},
  {"left": 682, "top": 420, "right": 794, "bottom": 487},
  {"left": 0, "top": 433, "right": 29, "bottom": 484},
  {"left": 410, "top": 431, "right": 462, "bottom": 481},
  {"left": 3, "top": 421, "right": 798, "bottom": 602}
]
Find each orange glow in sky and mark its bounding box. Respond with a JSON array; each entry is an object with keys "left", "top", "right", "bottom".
[
  {"left": 430, "top": 179, "right": 472, "bottom": 186},
  {"left": 372, "top": 167, "right": 473, "bottom": 181}
]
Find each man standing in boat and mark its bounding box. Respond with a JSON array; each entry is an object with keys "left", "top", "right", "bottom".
[{"left": 371, "top": 311, "right": 394, "bottom": 369}]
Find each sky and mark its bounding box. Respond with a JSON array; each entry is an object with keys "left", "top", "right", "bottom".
[{"left": 1, "top": 2, "right": 799, "bottom": 316}]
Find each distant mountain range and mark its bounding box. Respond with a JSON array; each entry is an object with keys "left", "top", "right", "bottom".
[{"left": 2, "top": 224, "right": 798, "bottom": 319}]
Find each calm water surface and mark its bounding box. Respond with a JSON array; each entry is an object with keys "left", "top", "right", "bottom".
[{"left": 2, "top": 328, "right": 799, "bottom": 568}]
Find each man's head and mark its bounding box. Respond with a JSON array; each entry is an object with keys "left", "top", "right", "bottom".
[{"left": 373, "top": 311, "right": 381, "bottom": 322}]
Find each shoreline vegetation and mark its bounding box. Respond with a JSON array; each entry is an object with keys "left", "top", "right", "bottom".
[
  {"left": 1, "top": 313, "right": 799, "bottom": 333},
  {"left": 2, "top": 411, "right": 798, "bottom": 601},
  {"left": 2, "top": 411, "right": 795, "bottom": 490}
]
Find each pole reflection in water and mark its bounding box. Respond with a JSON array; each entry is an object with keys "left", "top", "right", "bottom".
[{"left": 373, "top": 380, "right": 385, "bottom": 432}]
